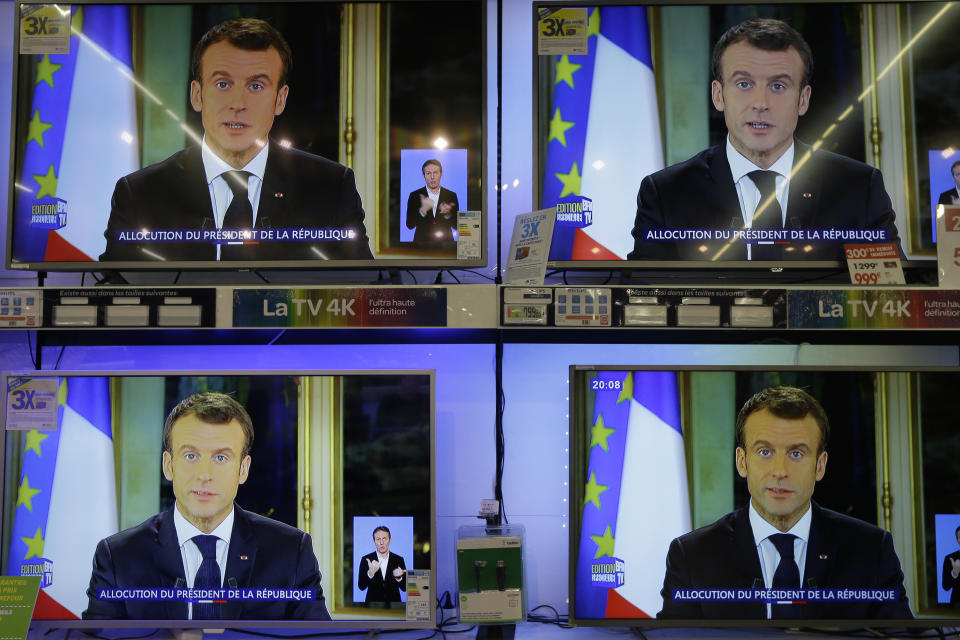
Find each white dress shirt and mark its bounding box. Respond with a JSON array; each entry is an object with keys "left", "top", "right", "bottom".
[
  {"left": 378, "top": 551, "right": 390, "bottom": 580},
  {"left": 726, "top": 137, "right": 794, "bottom": 259},
  {"left": 748, "top": 500, "right": 812, "bottom": 618},
  {"left": 172, "top": 504, "right": 234, "bottom": 619},
  {"left": 199, "top": 137, "right": 270, "bottom": 257}
]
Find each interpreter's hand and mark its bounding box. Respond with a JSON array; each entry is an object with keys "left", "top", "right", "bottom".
[{"left": 420, "top": 194, "right": 434, "bottom": 215}]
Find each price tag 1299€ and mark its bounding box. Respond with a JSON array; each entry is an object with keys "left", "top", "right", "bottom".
[{"left": 844, "top": 243, "right": 905, "bottom": 286}]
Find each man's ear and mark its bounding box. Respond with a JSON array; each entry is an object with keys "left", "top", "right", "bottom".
[
  {"left": 711, "top": 79, "right": 725, "bottom": 112},
  {"left": 190, "top": 80, "right": 203, "bottom": 113},
  {"left": 735, "top": 447, "right": 747, "bottom": 478},
  {"left": 274, "top": 84, "right": 289, "bottom": 116},
  {"left": 238, "top": 454, "right": 251, "bottom": 485},
  {"left": 162, "top": 451, "right": 173, "bottom": 481},
  {"left": 815, "top": 450, "right": 827, "bottom": 481},
  {"left": 798, "top": 84, "right": 811, "bottom": 116}
]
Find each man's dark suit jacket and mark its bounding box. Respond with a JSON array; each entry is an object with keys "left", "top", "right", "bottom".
[
  {"left": 82, "top": 505, "right": 331, "bottom": 620},
  {"left": 658, "top": 502, "right": 912, "bottom": 620},
  {"left": 942, "top": 549, "right": 960, "bottom": 604},
  {"left": 99, "top": 142, "right": 373, "bottom": 263},
  {"left": 405, "top": 186, "right": 459, "bottom": 250},
  {"left": 938, "top": 188, "right": 960, "bottom": 206},
  {"left": 357, "top": 551, "right": 406, "bottom": 603},
  {"left": 628, "top": 140, "right": 901, "bottom": 261}
]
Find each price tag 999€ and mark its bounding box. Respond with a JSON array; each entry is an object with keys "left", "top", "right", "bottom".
[{"left": 844, "top": 243, "right": 905, "bottom": 286}]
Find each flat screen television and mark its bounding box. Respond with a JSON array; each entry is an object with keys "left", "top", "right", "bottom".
[
  {"left": 568, "top": 365, "right": 960, "bottom": 627},
  {"left": 0, "top": 370, "right": 436, "bottom": 629},
  {"left": 7, "top": 0, "right": 485, "bottom": 271},
  {"left": 534, "top": 2, "right": 953, "bottom": 277}
]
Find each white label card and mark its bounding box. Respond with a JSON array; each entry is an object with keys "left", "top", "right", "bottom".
[{"left": 844, "top": 243, "right": 905, "bottom": 286}]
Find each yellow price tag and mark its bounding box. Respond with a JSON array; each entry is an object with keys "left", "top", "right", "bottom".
[
  {"left": 537, "top": 8, "right": 588, "bottom": 56},
  {"left": 20, "top": 5, "right": 71, "bottom": 55}
]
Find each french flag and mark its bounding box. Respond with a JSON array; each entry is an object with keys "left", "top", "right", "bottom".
[
  {"left": 609, "top": 372, "right": 690, "bottom": 617},
  {"left": 13, "top": 6, "right": 138, "bottom": 263},
  {"left": 7, "top": 378, "right": 118, "bottom": 619},
  {"left": 574, "top": 371, "right": 690, "bottom": 619},
  {"left": 543, "top": 7, "right": 664, "bottom": 261}
]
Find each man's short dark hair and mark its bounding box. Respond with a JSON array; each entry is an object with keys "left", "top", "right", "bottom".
[
  {"left": 955, "top": 524, "right": 960, "bottom": 539},
  {"left": 192, "top": 17, "right": 293, "bottom": 88},
  {"left": 422, "top": 159, "right": 442, "bottom": 174},
  {"left": 712, "top": 18, "right": 814, "bottom": 89},
  {"left": 373, "top": 526, "right": 391, "bottom": 539},
  {"left": 951, "top": 160, "right": 960, "bottom": 172},
  {"left": 163, "top": 391, "right": 254, "bottom": 458},
  {"left": 735, "top": 385, "right": 830, "bottom": 454}
]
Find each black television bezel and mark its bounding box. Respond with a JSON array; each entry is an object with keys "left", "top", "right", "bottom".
[
  {"left": 567, "top": 363, "right": 960, "bottom": 628},
  {"left": 5, "top": 0, "right": 487, "bottom": 273},
  {"left": 0, "top": 369, "right": 438, "bottom": 630},
  {"left": 531, "top": 1, "right": 937, "bottom": 279}
]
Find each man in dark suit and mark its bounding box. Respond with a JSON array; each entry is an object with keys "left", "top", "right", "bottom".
[
  {"left": 942, "top": 525, "right": 960, "bottom": 605},
  {"left": 83, "top": 392, "right": 330, "bottom": 621},
  {"left": 357, "top": 526, "right": 406, "bottom": 604},
  {"left": 937, "top": 161, "right": 960, "bottom": 207},
  {"left": 628, "top": 18, "right": 900, "bottom": 262},
  {"left": 659, "top": 385, "right": 912, "bottom": 620},
  {"left": 405, "top": 159, "right": 459, "bottom": 251},
  {"left": 99, "top": 18, "right": 372, "bottom": 263}
]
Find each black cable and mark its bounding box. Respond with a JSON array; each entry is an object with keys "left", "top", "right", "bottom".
[
  {"left": 26, "top": 330, "right": 39, "bottom": 369},
  {"left": 253, "top": 270, "right": 270, "bottom": 284},
  {"left": 494, "top": 0, "right": 503, "bottom": 285},
  {"left": 173, "top": 271, "right": 182, "bottom": 285},
  {"left": 53, "top": 345, "right": 66, "bottom": 370},
  {"left": 494, "top": 336, "right": 507, "bottom": 524},
  {"left": 445, "top": 270, "right": 462, "bottom": 284},
  {"left": 454, "top": 269, "right": 497, "bottom": 282},
  {"left": 526, "top": 604, "right": 569, "bottom": 628},
  {"left": 406, "top": 270, "right": 419, "bottom": 284}
]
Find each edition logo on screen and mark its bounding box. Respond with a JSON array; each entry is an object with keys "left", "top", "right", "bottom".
[{"left": 590, "top": 558, "right": 625, "bottom": 588}]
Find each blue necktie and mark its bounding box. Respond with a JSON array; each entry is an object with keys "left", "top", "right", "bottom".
[
  {"left": 192, "top": 535, "right": 220, "bottom": 620},
  {"left": 769, "top": 533, "right": 800, "bottom": 619}
]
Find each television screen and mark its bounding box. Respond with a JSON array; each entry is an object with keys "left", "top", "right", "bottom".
[
  {"left": 535, "top": 2, "right": 956, "bottom": 272},
  {"left": 1, "top": 371, "right": 435, "bottom": 628},
  {"left": 568, "top": 365, "right": 960, "bottom": 626},
  {"left": 7, "top": 0, "right": 484, "bottom": 271}
]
